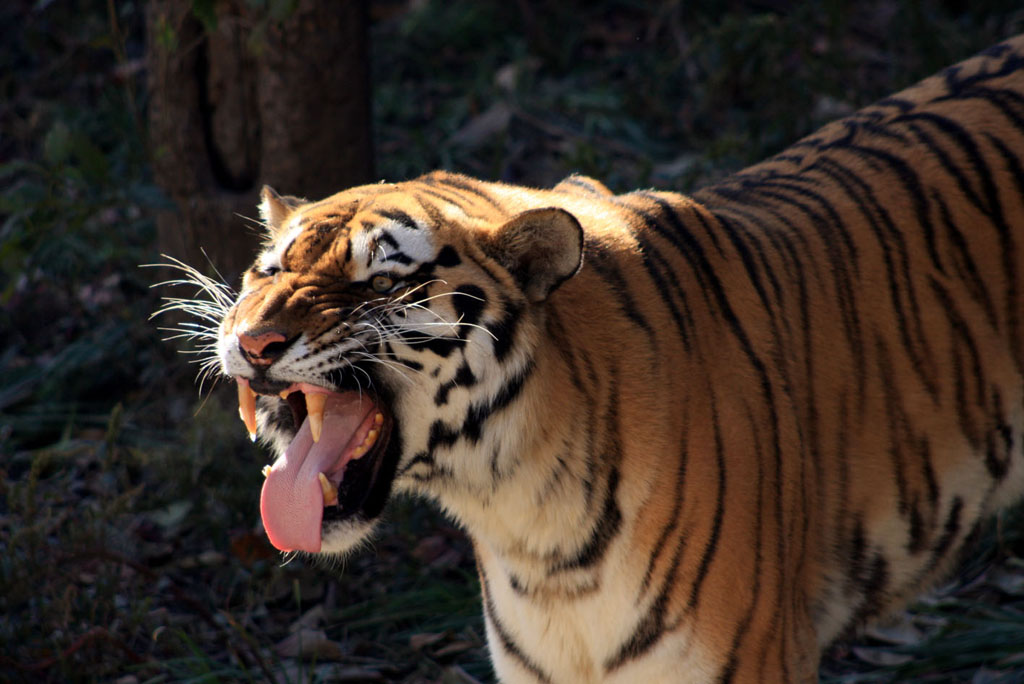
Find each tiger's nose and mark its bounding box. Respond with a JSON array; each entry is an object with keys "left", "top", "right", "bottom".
[{"left": 237, "top": 329, "right": 291, "bottom": 366}]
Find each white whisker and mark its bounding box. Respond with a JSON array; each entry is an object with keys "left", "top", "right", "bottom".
[{"left": 145, "top": 255, "right": 234, "bottom": 388}]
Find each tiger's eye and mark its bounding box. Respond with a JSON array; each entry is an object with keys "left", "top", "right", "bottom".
[{"left": 371, "top": 275, "right": 394, "bottom": 293}]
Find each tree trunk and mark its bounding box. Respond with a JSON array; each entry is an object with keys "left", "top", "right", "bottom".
[{"left": 147, "top": 0, "right": 373, "bottom": 285}]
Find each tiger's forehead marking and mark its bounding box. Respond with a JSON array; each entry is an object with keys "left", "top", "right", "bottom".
[
  {"left": 259, "top": 187, "right": 462, "bottom": 279},
  {"left": 258, "top": 217, "right": 307, "bottom": 271},
  {"left": 350, "top": 215, "right": 438, "bottom": 279}
]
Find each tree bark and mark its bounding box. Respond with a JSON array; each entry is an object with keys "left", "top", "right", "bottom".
[{"left": 147, "top": 0, "right": 373, "bottom": 285}]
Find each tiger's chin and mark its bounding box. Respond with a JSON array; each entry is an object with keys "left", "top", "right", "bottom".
[{"left": 319, "top": 516, "right": 381, "bottom": 556}]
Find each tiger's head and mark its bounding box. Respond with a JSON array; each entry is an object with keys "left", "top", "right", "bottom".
[{"left": 218, "top": 172, "right": 584, "bottom": 556}]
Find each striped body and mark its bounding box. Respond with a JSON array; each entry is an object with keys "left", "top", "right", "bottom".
[{"left": 212, "top": 37, "right": 1024, "bottom": 682}]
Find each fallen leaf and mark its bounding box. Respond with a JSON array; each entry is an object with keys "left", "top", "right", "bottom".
[
  {"left": 412, "top": 535, "right": 450, "bottom": 564},
  {"left": 439, "top": 665, "right": 484, "bottom": 684},
  {"left": 434, "top": 640, "right": 476, "bottom": 657},
  {"left": 324, "top": 665, "right": 386, "bottom": 682},
  {"left": 274, "top": 628, "right": 345, "bottom": 660},
  {"left": 197, "top": 550, "right": 225, "bottom": 566},
  {"left": 449, "top": 103, "right": 513, "bottom": 149},
  {"left": 863, "top": 614, "right": 925, "bottom": 646},
  {"left": 229, "top": 530, "right": 277, "bottom": 564},
  {"left": 987, "top": 566, "right": 1024, "bottom": 596},
  {"left": 147, "top": 500, "right": 192, "bottom": 530},
  {"left": 972, "top": 668, "right": 1008, "bottom": 684},
  {"left": 290, "top": 604, "right": 326, "bottom": 632},
  {"left": 851, "top": 646, "right": 914, "bottom": 666},
  {"left": 410, "top": 630, "right": 448, "bottom": 651}
]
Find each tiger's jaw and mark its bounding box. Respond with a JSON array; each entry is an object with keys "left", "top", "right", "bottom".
[{"left": 238, "top": 378, "right": 398, "bottom": 554}]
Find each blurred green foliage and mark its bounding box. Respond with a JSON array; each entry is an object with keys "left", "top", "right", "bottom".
[{"left": 372, "top": 0, "right": 1024, "bottom": 192}]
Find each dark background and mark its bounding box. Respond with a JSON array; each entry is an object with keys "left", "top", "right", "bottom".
[{"left": 2, "top": 1, "right": 1024, "bottom": 682}]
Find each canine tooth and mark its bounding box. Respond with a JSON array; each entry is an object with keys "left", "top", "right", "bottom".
[
  {"left": 280, "top": 390, "right": 291, "bottom": 400},
  {"left": 262, "top": 465, "right": 272, "bottom": 478},
  {"left": 318, "top": 472, "right": 338, "bottom": 506},
  {"left": 238, "top": 382, "right": 258, "bottom": 440},
  {"left": 306, "top": 393, "right": 326, "bottom": 443}
]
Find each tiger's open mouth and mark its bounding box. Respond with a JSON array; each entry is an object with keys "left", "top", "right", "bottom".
[{"left": 237, "top": 378, "right": 394, "bottom": 553}]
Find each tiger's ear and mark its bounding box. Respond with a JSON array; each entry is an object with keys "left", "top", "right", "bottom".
[
  {"left": 259, "top": 185, "right": 306, "bottom": 234},
  {"left": 487, "top": 208, "right": 584, "bottom": 303}
]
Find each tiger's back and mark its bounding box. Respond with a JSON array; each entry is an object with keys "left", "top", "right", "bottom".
[
  {"left": 205, "top": 36, "right": 1024, "bottom": 683},
  {"left": 598, "top": 36, "right": 1024, "bottom": 677}
]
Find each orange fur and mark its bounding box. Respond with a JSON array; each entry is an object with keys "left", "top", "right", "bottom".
[{"left": 209, "top": 36, "right": 1024, "bottom": 682}]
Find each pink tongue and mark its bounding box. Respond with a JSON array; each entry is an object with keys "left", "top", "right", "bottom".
[{"left": 260, "top": 393, "right": 372, "bottom": 552}]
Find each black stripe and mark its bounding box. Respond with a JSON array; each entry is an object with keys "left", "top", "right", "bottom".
[
  {"left": 413, "top": 185, "right": 479, "bottom": 214},
  {"left": 943, "top": 50, "right": 1024, "bottom": 93},
  {"left": 810, "top": 154, "right": 937, "bottom": 400},
  {"left": 985, "top": 389, "right": 1013, "bottom": 480},
  {"left": 628, "top": 196, "right": 787, "bottom": 626},
  {"left": 556, "top": 175, "right": 610, "bottom": 196},
  {"left": 430, "top": 174, "right": 506, "bottom": 211},
  {"left": 383, "top": 346, "right": 424, "bottom": 372},
  {"left": 605, "top": 593, "right": 669, "bottom": 672},
  {"left": 716, "top": 178, "right": 863, "bottom": 372},
  {"left": 471, "top": 359, "right": 534, "bottom": 443},
  {"left": 833, "top": 135, "right": 938, "bottom": 368},
  {"left": 633, "top": 234, "right": 695, "bottom": 351},
  {"left": 606, "top": 385, "right": 728, "bottom": 673},
  {"left": 875, "top": 335, "right": 910, "bottom": 516},
  {"left": 397, "top": 450, "right": 446, "bottom": 482},
  {"left": 845, "top": 515, "right": 868, "bottom": 596},
  {"left": 426, "top": 418, "right": 460, "bottom": 453},
  {"left": 929, "top": 277, "right": 986, "bottom": 451},
  {"left": 898, "top": 115, "right": 990, "bottom": 271},
  {"left": 411, "top": 190, "right": 451, "bottom": 228},
  {"left": 433, "top": 360, "right": 477, "bottom": 406},
  {"left": 689, "top": 203, "right": 726, "bottom": 256},
  {"left": 379, "top": 251, "right": 413, "bottom": 265},
  {"left": 469, "top": 360, "right": 534, "bottom": 446},
  {"left": 874, "top": 96, "right": 915, "bottom": 113},
  {"left": 908, "top": 498, "right": 927, "bottom": 554},
  {"left": 451, "top": 284, "right": 487, "bottom": 333},
  {"left": 929, "top": 496, "right": 964, "bottom": 564},
  {"left": 584, "top": 246, "right": 656, "bottom": 337},
  {"left": 852, "top": 554, "right": 890, "bottom": 623},
  {"left": 931, "top": 187, "right": 998, "bottom": 328},
  {"left": 768, "top": 152, "right": 807, "bottom": 165},
  {"left": 981, "top": 133, "right": 1023, "bottom": 361},
  {"left": 479, "top": 567, "right": 552, "bottom": 683},
  {"left": 550, "top": 467, "right": 621, "bottom": 573},
  {"left": 377, "top": 208, "right": 419, "bottom": 231},
  {"left": 715, "top": 211, "right": 784, "bottom": 311},
  {"left": 397, "top": 329, "right": 464, "bottom": 357},
  {"left": 639, "top": 428, "right": 689, "bottom": 594},
  {"left": 488, "top": 300, "right": 522, "bottom": 363},
  {"left": 950, "top": 85, "right": 1024, "bottom": 132},
  {"left": 717, "top": 400, "right": 769, "bottom": 684},
  {"left": 687, "top": 398, "right": 728, "bottom": 610},
  {"left": 377, "top": 232, "right": 400, "bottom": 250}
]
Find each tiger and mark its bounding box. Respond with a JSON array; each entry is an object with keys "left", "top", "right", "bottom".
[{"left": 190, "top": 35, "right": 1024, "bottom": 683}]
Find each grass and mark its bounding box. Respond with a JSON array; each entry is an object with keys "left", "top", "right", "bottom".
[{"left": 2, "top": 0, "right": 1024, "bottom": 682}]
